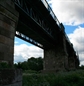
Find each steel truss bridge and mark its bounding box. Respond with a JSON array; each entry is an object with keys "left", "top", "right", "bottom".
[{"left": 13, "top": 0, "right": 74, "bottom": 51}]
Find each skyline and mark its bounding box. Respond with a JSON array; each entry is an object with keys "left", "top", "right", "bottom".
[{"left": 14, "top": 0, "right": 84, "bottom": 65}]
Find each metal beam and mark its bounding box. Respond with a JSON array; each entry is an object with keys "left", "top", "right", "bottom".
[{"left": 15, "top": 31, "right": 44, "bottom": 49}]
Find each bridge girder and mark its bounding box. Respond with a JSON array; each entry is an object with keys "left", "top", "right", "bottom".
[{"left": 13, "top": 0, "right": 63, "bottom": 48}]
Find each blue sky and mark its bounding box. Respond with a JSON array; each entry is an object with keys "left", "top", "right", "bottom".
[
  {"left": 65, "top": 24, "right": 84, "bottom": 34},
  {"left": 14, "top": 0, "right": 84, "bottom": 65},
  {"left": 15, "top": 37, "right": 32, "bottom": 46}
]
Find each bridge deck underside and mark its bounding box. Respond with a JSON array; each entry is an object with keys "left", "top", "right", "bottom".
[
  {"left": 15, "top": 0, "right": 61, "bottom": 48},
  {"left": 16, "top": 20, "right": 55, "bottom": 48}
]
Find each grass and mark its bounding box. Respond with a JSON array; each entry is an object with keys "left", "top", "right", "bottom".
[{"left": 22, "top": 70, "right": 84, "bottom": 86}]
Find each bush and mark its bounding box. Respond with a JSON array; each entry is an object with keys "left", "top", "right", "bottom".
[
  {"left": 22, "top": 70, "right": 84, "bottom": 86},
  {"left": 0, "top": 62, "right": 10, "bottom": 68}
]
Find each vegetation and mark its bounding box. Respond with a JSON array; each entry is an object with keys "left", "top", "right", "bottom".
[
  {"left": 1, "top": 57, "right": 84, "bottom": 86},
  {"left": 23, "top": 70, "right": 84, "bottom": 86},
  {"left": 0, "top": 61, "right": 11, "bottom": 68},
  {"left": 14, "top": 57, "right": 43, "bottom": 71},
  {"left": 13, "top": 57, "right": 84, "bottom": 86}
]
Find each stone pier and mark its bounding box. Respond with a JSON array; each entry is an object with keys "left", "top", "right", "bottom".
[
  {"left": 0, "top": 69, "right": 22, "bottom": 86},
  {"left": 68, "top": 51, "right": 79, "bottom": 70},
  {"left": 0, "top": 0, "right": 18, "bottom": 66},
  {"left": 43, "top": 48, "right": 68, "bottom": 72},
  {"left": 43, "top": 32, "right": 69, "bottom": 73},
  {"left": 0, "top": 0, "right": 22, "bottom": 86},
  {"left": 68, "top": 52, "right": 75, "bottom": 70}
]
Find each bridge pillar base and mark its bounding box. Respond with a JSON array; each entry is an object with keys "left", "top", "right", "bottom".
[
  {"left": 68, "top": 56, "right": 76, "bottom": 70},
  {"left": 0, "top": 0, "right": 19, "bottom": 66},
  {"left": 0, "top": 69, "right": 22, "bottom": 86},
  {"left": 43, "top": 47, "right": 68, "bottom": 73},
  {"left": 68, "top": 50, "right": 79, "bottom": 70}
]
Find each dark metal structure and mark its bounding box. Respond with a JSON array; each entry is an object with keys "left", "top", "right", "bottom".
[{"left": 12, "top": 0, "right": 70, "bottom": 49}]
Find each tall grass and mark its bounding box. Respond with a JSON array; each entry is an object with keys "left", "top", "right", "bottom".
[{"left": 23, "top": 70, "right": 84, "bottom": 86}]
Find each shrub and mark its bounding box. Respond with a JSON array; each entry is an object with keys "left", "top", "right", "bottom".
[
  {"left": 22, "top": 70, "right": 84, "bottom": 86},
  {"left": 0, "top": 61, "right": 10, "bottom": 68}
]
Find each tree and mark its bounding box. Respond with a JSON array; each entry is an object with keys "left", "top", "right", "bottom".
[
  {"left": 28, "top": 57, "right": 43, "bottom": 71},
  {"left": 21, "top": 61, "right": 29, "bottom": 70},
  {"left": 14, "top": 57, "right": 43, "bottom": 71}
]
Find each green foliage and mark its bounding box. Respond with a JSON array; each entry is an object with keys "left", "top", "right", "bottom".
[
  {"left": 28, "top": 57, "right": 43, "bottom": 71},
  {"left": 23, "top": 70, "right": 38, "bottom": 74},
  {"left": 79, "top": 65, "right": 84, "bottom": 70},
  {"left": 22, "top": 70, "right": 84, "bottom": 86},
  {"left": 14, "top": 57, "right": 43, "bottom": 71},
  {"left": 0, "top": 62, "right": 10, "bottom": 68},
  {"left": 23, "top": 74, "right": 50, "bottom": 86},
  {"left": 14, "top": 62, "right": 22, "bottom": 69}
]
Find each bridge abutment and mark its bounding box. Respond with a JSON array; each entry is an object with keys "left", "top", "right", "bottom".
[
  {"left": 0, "top": 1, "right": 22, "bottom": 86},
  {"left": 0, "top": 0, "right": 18, "bottom": 66}
]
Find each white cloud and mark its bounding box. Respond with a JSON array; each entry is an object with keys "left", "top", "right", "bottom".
[
  {"left": 15, "top": 41, "right": 19, "bottom": 44},
  {"left": 14, "top": 44, "right": 43, "bottom": 63},
  {"left": 47, "top": 0, "right": 84, "bottom": 25},
  {"left": 68, "top": 26, "right": 84, "bottom": 65}
]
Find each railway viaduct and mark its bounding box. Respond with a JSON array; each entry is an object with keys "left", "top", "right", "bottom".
[{"left": 0, "top": 0, "right": 79, "bottom": 85}]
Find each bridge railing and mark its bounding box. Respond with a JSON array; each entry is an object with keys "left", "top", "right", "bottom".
[
  {"left": 60, "top": 23, "right": 72, "bottom": 45},
  {"left": 41, "top": 0, "right": 61, "bottom": 28},
  {"left": 41, "top": 0, "right": 72, "bottom": 44}
]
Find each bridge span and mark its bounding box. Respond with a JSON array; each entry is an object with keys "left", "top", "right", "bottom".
[{"left": 0, "top": 0, "right": 79, "bottom": 72}]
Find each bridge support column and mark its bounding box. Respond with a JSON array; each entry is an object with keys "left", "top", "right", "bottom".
[
  {"left": 0, "top": 0, "right": 19, "bottom": 66},
  {"left": 43, "top": 36, "right": 68, "bottom": 73},
  {"left": 0, "top": 1, "right": 22, "bottom": 86},
  {"left": 68, "top": 53, "right": 78, "bottom": 70},
  {"left": 68, "top": 56, "right": 75, "bottom": 70},
  {"left": 43, "top": 48, "right": 67, "bottom": 72}
]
